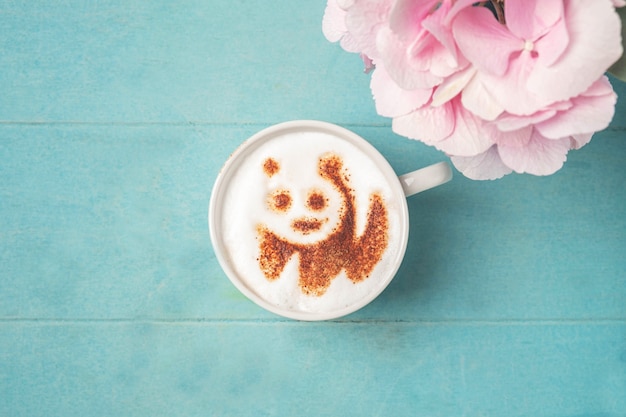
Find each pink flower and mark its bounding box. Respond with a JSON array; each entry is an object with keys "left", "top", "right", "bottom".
[
  {"left": 452, "top": 77, "right": 617, "bottom": 179},
  {"left": 323, "top": 0, "right": 624, "bottom": 180},
  {"left": 454, "top": 0, "right": 623, "bottom": 118}
]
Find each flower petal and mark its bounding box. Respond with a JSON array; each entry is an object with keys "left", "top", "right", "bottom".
[
  {"left": 322, "top": 0, "right": 348, "bottom": 43},
  {"left": 495, "top": 109, "right": 559, "bottom": 132},
  {"left": 451, "top": 146, "right": 513, "bottom": 180},
  {"left": 377, "top": 26, "right": 443, "bottom": 89},
  {"left": 496, "top": 125, "right": 534, "bottom": 147},
  {"left": 497, "top": 129, "right": 571, "bottom": 175},
  {"left": 535, "top": 77, "right": 617, "bottom": 139},
  {"left": 571, "top": 133, "right": 594, "bottom": 149},
  {"left": 453, "top": 6, "right": 522, "bottom": 76},
  {"left": 371, "top": 64, "right": 432, "bottom": 117},
  {"left": 421, "top": 1, "right": 464, "bottom": 68},
  {"left": 534, "top": 17, "right": 569, "bottom": 67},
  {"left": 505, "top": 0, "right": 563, "bottom": 40},
  {"left": 336, "top": 0, "right": 354, "bottom": 9},
  {"left": 343, "top": 0, "right": 394, "bottom": 58},
  {"left": 431, "top": 66, "right": 474, "bottom": 107},
  {"left": 527, "top": 0, "right": 624, "bottom": 102},
  {"left": 445, "top": 0, "right": 483, "bottom": 25},
  {"left": 388, "top": 0, "right": 436, "bottom": 39},
  {"left": 392, "top": 102, "right": 455, "bottom": 144},
  {"left": 461, "top": 74, "right": 505, "bottom": 120},
  {"left": 470, "top": 50, "right": 549, "bottom": 116},
  {"left": 435, "top": 99, "right": 497, "bottom": 156}
]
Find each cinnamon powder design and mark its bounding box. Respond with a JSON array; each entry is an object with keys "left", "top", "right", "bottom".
[
  {"left": 263, "top": 157, "right": 280, "bottom": 177},
  {"left": 257, "top": 154, "right": 389, "bottom": 296}
]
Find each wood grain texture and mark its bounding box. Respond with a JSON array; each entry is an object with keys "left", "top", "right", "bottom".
[
  {"left": 1, "top": 1, "right": 625, "bottom": 416},
  {"left": 2, "top": 322, "right": 625, "bottom": 417}
]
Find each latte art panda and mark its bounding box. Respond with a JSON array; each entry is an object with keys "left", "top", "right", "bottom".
[{"left": 257, "top": 153, "right": 389, "bottom": 296}]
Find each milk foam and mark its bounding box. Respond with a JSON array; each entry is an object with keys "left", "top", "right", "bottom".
[{"left": 219, "top": 129, "right": 404, "bottom": 315}]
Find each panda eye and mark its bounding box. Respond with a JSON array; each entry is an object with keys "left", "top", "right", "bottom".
[
  {"left": 306, "top": 190, "right": 327, "bottom": 212},
  {"left": 268, "top": 190, "right": 292, "bottom": 212}
]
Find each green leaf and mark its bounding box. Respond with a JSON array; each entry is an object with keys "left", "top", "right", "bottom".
[{"left": 608, "top": 7, "right": 626, "bottom": 82}]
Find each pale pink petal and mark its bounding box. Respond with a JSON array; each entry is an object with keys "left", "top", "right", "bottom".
[
  {"left": 338, "top": 34, "right": 361, "bottom": 54},
  {"left": 322, "top": 0, "right": 348, "bottom": 43},
  {"left": 495, "top": 109, "right": 559, "bottom": 132},
  {"left": 431, "top": 66, "right": 474, "bottom": 107},
  {"left": 505, "top": 0, "right": 563, "bottom": 40},
  {"left": 571, "top": 133, "right": 594, "bottom": 149},
  {"left": 445, "top": 0, "right": 481, "bottom": 24},
  {"left": 527, "top": 0, "right": 623, "bottom": 102},
  {"left": 421, "top": 1, "right": 464, "bottom": 67},
  {"left": 461, "top": 74, "right": 505, "bottom": 121},
  {"left": 322, "top": 0, "right": 363, "bottom": 54},
  {"left": 473, "top": 51, "right": 549, "bottom": 116},
  {"left": 496, "top": 125, "right": 534, "bottom": 147},
  {"left": 377, "top": 26, "right": 443, "bottom": 89},
  {"left": 434, "top": 99, "right": 498, "bottom": 156},
  {"left": 535, "top": 77, "right": 617, "bottom": 139},
  {"left": 388, "top": 0, "right": 436, "bottom": 39},
  {"left": 534, "top": 17, "right": 569, "bottom": 67},
  {"left": 450, "top": 146, "right": 512, "bottom": 180},
  {"left": 453, "top": 7, "right": 522, "bottom": 76},
  {"left": 421, "top": 37, "right": 463, "bottom": 78},
  {"left": 613, "top": 0, "right": 625, "bottom": 7},
  {"left": 344, "top": 0, "right": 394, "bottom": 59},
  {"left": 336, "top": 0, "right": 354, "bottom": 8},
  {"left": 584, "top": 75, "right": 619, "bottom": 96},
  {"left": 406, "top": 31, "right": 441, "bottom": 71},
  {"left": 371, "top": 64, "right": 432, "bottom": 117},
  {"left": 392, "top": 102, "right": 455, "bottom": 145},
  {"left": 497, "top": 129, "right": 571, "bottom": 176},
  {"left": 489, "top": 95, "right": 573, "bottom": 132}
]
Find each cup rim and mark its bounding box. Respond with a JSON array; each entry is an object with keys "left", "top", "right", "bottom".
[{"left": 208, "top": 120, "right": 410, "bottom": 321}]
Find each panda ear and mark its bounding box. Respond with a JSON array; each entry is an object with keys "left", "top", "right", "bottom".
[
  {"left": 263, "top": 157, "right": 280, "bottom": 177},
  {"left": 318, "top": 153, "right": 342, "bottom": 177}
]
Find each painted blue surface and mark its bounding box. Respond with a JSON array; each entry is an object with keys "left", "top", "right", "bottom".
[{"left": 1, "top": 1, "right": 625, "bottom": 416}]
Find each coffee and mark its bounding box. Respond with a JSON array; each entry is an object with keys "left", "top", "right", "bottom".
[{"left": 215, "top": 126, "right": 406, "bottom": 318}]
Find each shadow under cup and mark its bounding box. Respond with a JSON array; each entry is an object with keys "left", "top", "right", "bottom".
[{"left": 209, "top": 120, "right": 450, "bottom": 321}]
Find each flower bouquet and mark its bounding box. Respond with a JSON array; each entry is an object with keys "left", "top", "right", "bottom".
[{"left": 323, "top": 0, "right": 625, "bottom": 179}]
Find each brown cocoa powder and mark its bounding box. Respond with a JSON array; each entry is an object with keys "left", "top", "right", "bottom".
[{"left": 257, "top": 154, "right": 389, "bottom": 296}]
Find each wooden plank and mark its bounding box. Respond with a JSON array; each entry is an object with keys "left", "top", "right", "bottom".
[
  {"left": 0, "top": 1, "right": 380, "bottom": 125},
  {"left": 1, "top": 321, "right": 625, "bottom": 417}
]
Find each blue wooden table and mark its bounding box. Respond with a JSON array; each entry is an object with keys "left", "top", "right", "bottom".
[{"left": 1, "top": 2, "right": 625, "bottom": 416}]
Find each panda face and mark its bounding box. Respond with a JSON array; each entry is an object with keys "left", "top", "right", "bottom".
[{"left": 259, "top": 155, "right": 346, "bottom": 245}]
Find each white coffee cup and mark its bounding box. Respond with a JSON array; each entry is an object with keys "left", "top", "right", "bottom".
[{"left": 209, "top": 120, "right": 452, "bottom": 321}]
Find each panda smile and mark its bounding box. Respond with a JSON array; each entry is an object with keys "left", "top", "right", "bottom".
[{"left": 290, "top": 217, "right": 327, "bottom": 234}]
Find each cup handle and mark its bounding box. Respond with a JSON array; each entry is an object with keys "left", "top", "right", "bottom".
[{"left": 399, "top": 161, "right": 453, "bottom": 197}]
